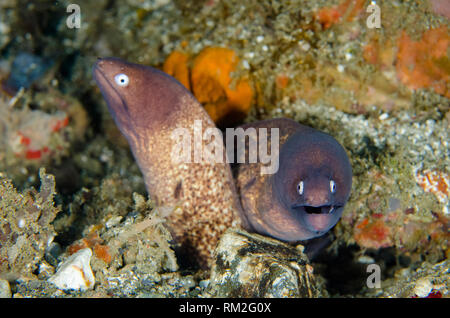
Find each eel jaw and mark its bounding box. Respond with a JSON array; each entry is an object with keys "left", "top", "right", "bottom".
[{"left": 291, "top": 203, "right": 343, "bottom": 235}]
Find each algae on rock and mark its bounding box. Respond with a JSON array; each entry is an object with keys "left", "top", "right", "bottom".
[
  {"left": 206, "top": 228, "right": 325, "bottom": 297},
  {"left": 0, "top": 168, "right": 60, "bottom": 279}
]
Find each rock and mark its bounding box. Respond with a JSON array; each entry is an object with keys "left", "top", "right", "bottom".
[
  {"left": 206, "top": 228, "right": 325, "bottom": 297},
  {"left": 0, "top": 279, "right": 12, "bottom": 298},
  {"left": 372, "top": 260, "right": 449, "bottom": 298},
  {"left": 414, "top": 277, "right": 433, "bottom": 298},
  {"left": 48, "top": 248, "right": 95, "bottom": 291}
]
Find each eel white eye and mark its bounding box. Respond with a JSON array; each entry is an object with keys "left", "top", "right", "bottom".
[
  {"left": 114, "top": 73, "right": 129, "bottom": 87},
  {"left": 330, "top": 180, "right": 336, "bottom": 193},
  {"left": 297, "top": 181, "right": 304, "bottom": 195}
]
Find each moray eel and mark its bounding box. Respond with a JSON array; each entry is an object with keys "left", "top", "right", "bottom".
[
  {"left": 93, "top": 57, "right": 245, "bottom": 268},
  {"left": 235, "top": 118, "right": 352, "bottom": 242},
  {"left": 93, "top": 57, "right": 352, "bottom": 268}
]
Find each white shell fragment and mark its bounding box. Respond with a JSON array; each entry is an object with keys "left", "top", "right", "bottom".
[
  {"left": 0, "top": 279, "right": 12, "bottom": 298},
  {"left": 413, "top": 277, "right": 433, "bottom": 298},
  {"left": 48, "top": 248, "right": 95, "bottom": 291}
]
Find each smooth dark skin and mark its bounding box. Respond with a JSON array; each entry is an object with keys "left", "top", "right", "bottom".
[
  {"left": 236, "top": 118, "right": 352, "bottom": 242},
  {"left": 274, "top": 122, "right": 353, "bottom": 239},
  {"left": 93, "top": 57, "right": 353, "bottom": 266}
]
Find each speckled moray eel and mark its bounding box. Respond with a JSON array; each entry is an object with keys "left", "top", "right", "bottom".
[
  {"left": 93, "top": 57, "right": 352, "bottom": 268},
  {"left": 93, "top": 57, "right": 245, "bottom": 268}
]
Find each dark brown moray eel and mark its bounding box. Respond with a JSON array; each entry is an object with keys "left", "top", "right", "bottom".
[{"left": 93, "top": 57, "right": 352, "bottom": 269}]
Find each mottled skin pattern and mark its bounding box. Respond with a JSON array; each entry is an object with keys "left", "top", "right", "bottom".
[
  {"left": 93, "top": 58, "right": 244, "bottom": 268},
  {"left": 236, "top": 118, "right": 352, "bottom": 242},
  {"left": 93, "top": 58, "right": 352, "bottom": 268}
]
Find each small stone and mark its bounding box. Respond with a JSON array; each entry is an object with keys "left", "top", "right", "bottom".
[
  {"left": 45, "top": 242, "right": 62, "bottom": 267},
  {"left": 298, "top": 40, "right": 310, "bottom": 51},
  {"left": 0, "top": 279, "right": 12, "bottom": 298},
  {"left": 379, "top": 113, "right": 389, "bottom": 121},
  {"left": 206, "top": 228, "right": 324, "bottom": 297},
  {"left": 357, "top": 255, "right": 376, "bottom": 264},
  {"left": 48, "top": 248, "right": 95, "bottom": 291},
  {"left": 199, "top": 279, "right": 210, "bottom": 289},
  {"left": 37, "top": 261, "right": 55, "bottom": 280},
  {"left": 105, "top": 215, "right": 123, "bottom": 229},
  {"left": 414, "top": 277, "right": 433, "bottom": 298}
]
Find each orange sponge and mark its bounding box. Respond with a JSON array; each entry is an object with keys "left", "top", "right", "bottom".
[
  {"left": 164, "top": 47, "right": 253, "bottom": 125},
  {"left": 163, "top": 51, "right": 191, "bottom": 90},
  {"left": 396, "top": 27, "right": 449, "bottom": 98}
]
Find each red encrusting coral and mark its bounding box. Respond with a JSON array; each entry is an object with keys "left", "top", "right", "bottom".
[
  {"left": 315, "top": 0, "right": 365, "bottom": 29},
  {"left": 10, "top": 112, "right": 69, "bottom": 161},
  {"left": 354, "top": 218, "right": 393, "bottom": 249},
  {"left": 412, "top": 290, "right": 443, "bottom": 298},
  {"left": 415, "top": 169, "right": 449, "bottom": 204},
  {"left": 51, "top": 116, "right": 69, "bottom": 132},
  {"left": 275, "top": 74, "right": 289, "bottom": 89},
  {"left": 68, "top": 232, "right": 112, "bottom": 264}
]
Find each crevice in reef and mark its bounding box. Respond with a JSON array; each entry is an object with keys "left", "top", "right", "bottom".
[{"left": 312, "top": 244, "right": 418, "bottom": 296}]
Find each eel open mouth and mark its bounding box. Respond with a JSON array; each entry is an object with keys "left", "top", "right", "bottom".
[
  {"left": 291, "top": 203, "right": 342, "bottom": 233},
  {"left": 291, "top": 204, "right": 340, "bottom": 214}
]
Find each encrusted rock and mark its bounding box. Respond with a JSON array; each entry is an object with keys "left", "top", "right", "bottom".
[
  {"left": 206, "top": 228, "right": 324, "bottom": 297},
  {"left": 369, "top": 259, "right": 449, "bottom": 298},
  {"left": 414, "top": 277, "right": 433, "bottom": 298},
  {"left": 48, "top": 248, "right": 95, "bottom": 291}
]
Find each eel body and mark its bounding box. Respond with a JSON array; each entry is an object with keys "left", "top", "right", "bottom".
[
  {"left": 93, "top": 57, "right": 352, "bottom": 268},
  {"left": 93, "top": 57, "right": 245, "bottom": 268}
]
